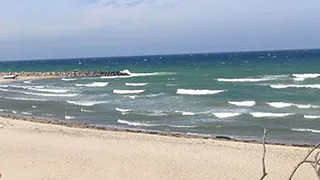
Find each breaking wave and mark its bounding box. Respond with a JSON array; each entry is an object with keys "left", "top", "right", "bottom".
[
  {"left": 4, "top": 97, "right": 47, "bottom": 102},
  {"left": 0, "top": 88, "right": 78, "bottom": 97},
  {"left": 213, "top": 113, "right": 241, "bottom": 118},
  {"left": 28, "top": 88, "right": 69, "bottom": 93},
  {"left": 115, "top": 108, "right": 132, "bottom": 112},
  {"left": 75, "top": 82, "right": 108, "bottom": 87},
  {"left": 228, "top": 101, "right": 256, "bottom": 107},
  {"left": 65, "top": 116, "right": 76, "bottom": 120},
  {"left": 250, "top": 112, "right": 294, "bottom": 118},
  {"left": 125, "top": 83, "right": 148, "bottom": 87},
  {"left": 177, "top": 89, "right": 225, "bottom": 95},
  {"left": 304, "top": 115, "right": 320, "bottom": 119},
  {"left": 292, "top": 128, "right": 320, "bottom": 134},
  {"left": 67, "top": 100, "right": 108, "bottom": 106},
  {"left": 267, "top": 102, "right": 292, "bottom": 108},
  {"left": 23, "top": 81, "right": 32, "bottom": 84},
  {"left": 21, "top": 112, "right": 32, "bottom": 115},
  {"left": 117, "top": 119, "right": 158, "bottom": 127},
  {"left": 62, "top": 78, "right": 78, "bottom": 81},
  {"left": 270, "top": 84, "right": 320, "bottom": 89},
  {"left": 175, "top": 111, "right": 195, "bottom": 116},
  {"left": 113, "top": 89, "right": 145, "bottom": 94},
  {"left": 169, "top": 125, "right": 197, "bottom": 128},
  {"left": 292, "top": 73, "right": 320, "bottom": 81},
  {"left": 101, "top": 69, "right": 175, "bottom": 79},
  {"left": 81, "top": 109, "right": 94, "bottom": 113}
]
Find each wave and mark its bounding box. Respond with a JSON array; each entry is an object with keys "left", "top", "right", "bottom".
[
  {"left": 177, "top": 89, "right": 225, "bottom": 95},
  {"left": 32, "top": 106, "right": 37, "bottom": 108},
  {"left": 125, "top": 83, "right": 148, "bottom": 87},
  {"left": 304, "top": 115, "right": 320, "bottom": 119},
  {"left": 169, "top": 125, "right": 197, "bottom": 128},
  {"left": 113, "top": 89, "right": 145, "bottom": 94},
  {"left": 117, "top": 119, "right": 157, "bottom": 127},
  {"left": 144, "top": 110, "right": 168, "bottom": 117},
  {"left": 101, "top": 69, "right": 175, "bottom": 79},
  {"left": 67, "top": 100, "right": 108, "bottom": 106},
  {"left": 267, "top": 102, "right": 292, "bottom": 108},
  {"left": 0, "top": 88, "right": 78, "bottom": 97},
  {"left": 292, "top": 128, "right": 320, "bottom": 134},
  {"left": 62, "top": 78, "right": 78, "bottom": 81},
  {"left": 4, "top": 97, "right": 47, "bottom": 102},
  {"left": 81, "top": 109, "right": 94, "bottom": 113},
  {"left": 75, "top": 82, "right": 108, "bottom": 87},
  {"left": 65, "top": 116, "right": 76, "bottom": 120},
  {"left": 250, "top": 112, "right": 294, "bottom": 118},
  {"left": 23, "top": 81, "right": 32, "bottom": 84},
  {"left": 217, "top": 78, "right": 273, "bottom": 82},
  {"left": 21, "top": 112, "right": 32, "bottom": 115},
  {"left": 175, "top": 111, "right": 195, "bottom": 116},
  {"left": 115, "top": 108, "right": 132, "bottom": 112},
  {"left": 270, "top": 84, "right": 320, "bottom": 89},
  {"left": 28, "top": 88, "right": 69, "bottom": 93},
  {"left": 213, "top": 113, "right": 241, "bottom": 118},
  {"left": 292, "top": 73, "right": 320, "bottom": 81},
  {"left": 228, "top": 101, "right": 256, "bottom": 107},
  {"left": 165, "top": 84, "right": 178, "bottom": 87}
]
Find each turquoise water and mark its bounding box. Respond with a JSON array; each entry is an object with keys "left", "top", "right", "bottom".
[{"left": 0, "top": 49, "right": 320, "bottom": 144}]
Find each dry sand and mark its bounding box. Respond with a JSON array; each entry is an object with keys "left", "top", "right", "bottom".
[{"left": 0, "top": 117, "right": 317, "bottom": 180}]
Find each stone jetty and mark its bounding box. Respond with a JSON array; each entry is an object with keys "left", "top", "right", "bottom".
[{"left": 0, "top": 71, "right": 130, "bottom": 78}]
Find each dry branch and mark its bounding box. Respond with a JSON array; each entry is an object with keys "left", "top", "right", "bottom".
[{"left": 260, "top": 128, "right": 268, "bottom": 180}]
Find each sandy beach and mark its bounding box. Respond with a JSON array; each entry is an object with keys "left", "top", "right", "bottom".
[{"left": 0, "top": 116, "right": 317, "bottom": 180}]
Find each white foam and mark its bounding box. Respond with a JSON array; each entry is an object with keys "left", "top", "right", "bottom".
[
  {"left": 125, "top": 83, "right": 148, "bottom": 87},
  {"left": 293, "top": 104, "right": 319, "bottom": 109},
  {"left": 213, "top": 113, "right": 241, "bottom": 118},
  {"left": 169, "top": 125, "right": 196, "bottom": 128},
  {"left": 12, "top": 110, "right": 17, "bottom": 114},
  {"left": 270, "top": 84, "right": 320, "bottom": 89},
  {"left": 75, "top": 82, "right": 108, "bottom": 87},
  {"left": 177, "top": 89, "right": 225, "bottom": 95},
  {"left": 267, "top": 102, "right": 292, "bottom": 108},
  {"left": 228, "top": 101, "right": 256, "bottom": 107},
  {"left": 175, "top": 111, "right": 195, "bottom": 116},
  {"left": 292, "top": 73, "right": 320, "bottom": 81},
  {"left": 113, "top": 89, "right": 145, "bottom": 94},
  {"left": 217, "top": 78, "right": 273, "bottom": 82},
  {"left": 250, "top": 112, "right": 294, "bottom": 118},
  {"left": 145, "top": 110, "right": 168, "bottom": 117},
  {"left": 28, "top": 88, "right": 69, "bottom": 93},
  {"left": 81, "top": 109, "right": 94, "bottom": 113},
  {"left": 117, "top": 119, "right": 157, "bottom": 127},
  {"left": 32, "top": 106, "right": 37, "bottom": 108},
  {"left": 292, "top": 128, "right": 320, "bottom": 134},
  {"left": 21, "top": 112, "right": 32, "bottom": 115},
  {"left": 165, "top": 84, "right": 178, "bottom": 87},
  {"left": 4, "top": 97, "right": 47, "bottom": 102},
  {"left": 65, "top": 116, "right": 76, "bottom": 120},
  {"left": 67, "top": 100, "right": 108, "bottom": 106},
  {"left": 304, "top": 115, "right": 320, "bottom": 119},
  {"left": 62, "top": 78, "right": 78, "bottom": 81},
  {"left": 23, "top": 80, "right": 32, "bottom": 84},
  {"left": 115, "top": 108, "right": 132, "bottom": 112},
  {"left": 24, "top": 92, "right": 78, "bottom": 97}
]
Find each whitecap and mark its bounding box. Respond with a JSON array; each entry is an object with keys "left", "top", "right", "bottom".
[
  {"left": 65, "top": 116, "right": 76, "bottom": 120},
  {"left": 145, "top": 110, "right": 168, "bottom": 117},
  {"left": 176, "top": 89, "right": 225, "bottom": 95},
  {"left": 217, "top": 78, "right": 274, "bottom": 82},
  {"left": 23, "top": 81, "right": 32, "bottom": 84},
  {"left": 101, "top": 69, "right": 175, "bottom": 79},
  {"left": 267, "top": 102, "right": 292, "bottom": 108},
  {"left": 75, "top": 82, "right": 108, "bottom": 87},
  {"left": 28, "top": 88, "right": 69, "bottom": 93},
  {"left": 24, "top": 92, "right": 78, "bottom": 97},
  {"left": 113, "top": 89, "right": 145, "bottom": 94},
  {"left": 270, "top": 84, "right": 320, "bottom": 89},
  {"left": 62, "top": 78, "right": 78, "bottom": 81},
  {"left": 67, "top": 100, "right": 108, "bottom": 106},
  {"left": 166, "top": 84, "right": 178, "bottom": 87},
  {"left": 115, "top": 108, "right": 132, "bottom": 112},
  {"left": 4, "top": 97, "right": 47, "bottom": 102},
  {"left": 169, "top": 125, "right": 197, "bottom": 128},
  {"left": 250, "top": 112, "right": 294, "bottom": 118},
  {"left": 21, "top": 112, "right": 32, "bottom": 115},
  {"left": 292, "top": 128, "right": 320, "bottom": 134},
  {"left": 117, "top": 119, "right": 157, "bottom": 127},
  {"left": 293, "top": 104, "right": 319, "bottom": 109},
  {"left": 292, "top": 73, "right": 320, "bottom": 81},
  {"left": 228, "top": 101, "right": 256, "bottom": 107},
  {"left": 213, "top": 113, "right": 241, "bottom": 118},
  {"left": 125, "top": 83, "right": 148, "bottom": 87},
  {"left": 32, "top": 106, "right": 37, "bottom": 108},
  {"left": 81, "top": 109, "right": 94, "bottom": 113},
  {"left": 175, "top": 111, "right": 195, "bottom": 116},
  {"left": 304, "top": 115, "right": 320, "bottom": 119}
]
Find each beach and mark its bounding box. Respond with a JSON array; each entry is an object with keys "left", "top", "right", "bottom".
[{"left": 0, "top": 116, "right": 316, "bottom": 180}]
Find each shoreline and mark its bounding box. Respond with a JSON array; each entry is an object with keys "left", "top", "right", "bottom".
[{"left": 0, "top": 113, "right": 316, "bottom": 148}]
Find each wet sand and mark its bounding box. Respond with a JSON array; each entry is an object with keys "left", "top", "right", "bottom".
[{"left": 0, "top": 116, "right": 317, "bottom": 180}]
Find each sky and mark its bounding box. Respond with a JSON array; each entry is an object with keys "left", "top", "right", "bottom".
[{"left": 0, "top": 0, "right": 320, "bottom": 60}]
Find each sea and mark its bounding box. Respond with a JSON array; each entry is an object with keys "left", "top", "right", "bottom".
[{"left": 0, "top": 49, "right": 320, "bottom": 144}]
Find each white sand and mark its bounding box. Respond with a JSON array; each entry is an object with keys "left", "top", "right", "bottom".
[{"left": 0, "top": 117, "right": 317, "bottom": 180}]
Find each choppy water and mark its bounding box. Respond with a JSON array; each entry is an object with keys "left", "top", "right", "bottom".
[{"left": 0, "top": 49, "right": 320, "bottom": 144}]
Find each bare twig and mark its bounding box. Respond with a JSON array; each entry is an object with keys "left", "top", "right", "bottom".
[
  {"left": 260, "top": 128, "right": 268, "bottom": 180},
  {"left": 289, "top": 143, "right": 320, "bottom": 180}
]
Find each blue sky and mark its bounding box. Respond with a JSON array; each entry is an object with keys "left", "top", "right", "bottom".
[{"left": 0, "top": 0, "right": 320, "bottom": 60}]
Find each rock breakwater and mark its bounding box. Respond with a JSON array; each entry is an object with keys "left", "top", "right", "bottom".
[{"left": 0, "top": 71, "right": 130, "bottom": 77}]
